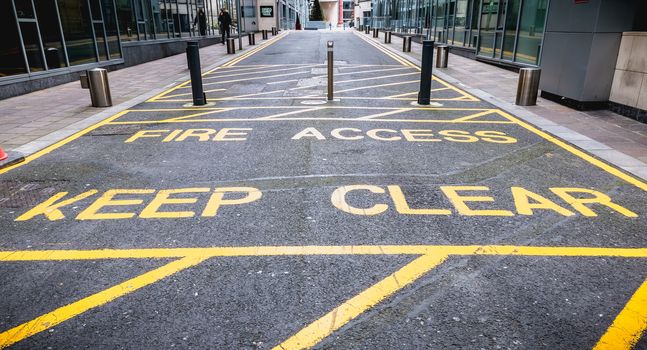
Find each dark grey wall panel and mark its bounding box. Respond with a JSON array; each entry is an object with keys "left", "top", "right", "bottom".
[
  {"left": 582, "top": 32, "right": 623, "bottom": 101},
  {"left": 540, "top": 0, "right": 638, "bottom": 103}
]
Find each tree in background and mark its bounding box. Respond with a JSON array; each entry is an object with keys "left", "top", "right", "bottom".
[{"left": 310, "top": 0, "right": 323, "bottom": 21}]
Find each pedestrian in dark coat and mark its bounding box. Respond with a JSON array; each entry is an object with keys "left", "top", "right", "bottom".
[
  {"left": 218, "top": 9, "right": 232, "bottom": 44},
  {"left": 193, "top": 9, "right": 207, "bottom": 36}
]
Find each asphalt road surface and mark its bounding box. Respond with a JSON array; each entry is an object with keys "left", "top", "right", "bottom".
[{"left": 1, "top": 30, "right": 646, "bottom": 350}]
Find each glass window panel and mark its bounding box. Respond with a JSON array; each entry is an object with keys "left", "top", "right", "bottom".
[
  {"left": 0, "top": 1, "right": 28, "bottom": 76},
  {"left": 89, "top": 0, "right": 103, "bottom": 19},
  {"left": 15, "top": 0, "right": 36, "bottom": 18},
  {"left": 115, "top": 0, "right": 136, "bottom": 41},
  {"left": 58, "top": 0, "right": 97, "bottom": 65},
  {"left": 477, "top": 0, "right": 497, "bottom": 57},
  {"left": 151, "top": 0, "right": 166, "bottom": 36},
  {"left": 452, "top": 0, "right": 467, "bottom": 46},
  {"left": 515, "top": 0, "right": 546, "bottom": 65},
  {"left": 20, "top": 22, "right": 46, "bottom": 71},
  {"left": 501, "top": 0, "right": 518, "bottom": 61},
  {"left": 100, "top": 0, "right": 121, "bottom": 58},
  {"left": 94, "top": 23, "right": 108, "bottom": 60},
  {"left": 35, "top": 0, "right": 68, "bottom": 68}
]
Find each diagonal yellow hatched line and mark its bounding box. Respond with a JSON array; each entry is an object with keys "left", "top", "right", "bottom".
[
  {"left": 274, "top": 253, "right": 449, "bottom": 350},
  {"left": 1, "top": 245, "right": 647, "bottom": 349},
  {"left": 0, "top": 255, "right": 209, "bottom": 349}
]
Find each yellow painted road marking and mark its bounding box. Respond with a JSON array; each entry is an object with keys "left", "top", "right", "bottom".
[
  {"left": 334, "top": 80, "right": 419, "bottom": 94},
  {"left": 159, "top": 108, "right": 233, "bottom": 122},
  {"left": 274, "top": 253, "right": 449, "bottom": 350},
  {"left": 155, "top": 88, "right": 226, "bottom": 99},
  {"left": 0, "top": 245, "right": 646, "bottom": 348},
  {"left": 594, "top": 278, "right": 647, "bottom": 350},
  {"left": 497, "top": 110, "right": 647, "bottom": 192},
  {"left": 199, "top": 70, "right": 313, "bottom": 87},
  {"left": 354, "top": 30, "right": 480, "bottom": 102},
  {"left": 0, "top": 110, "right": 128, "bottom": 175},
  {"left": 257, "top": 107, "right": 324, "bottom": 120},
  {"left": 147, "top": 32, "right": 289, "bottom": 102},
  {"left": 451, "top": 109, "right": 498, "bottom": 122},
  {"left": 223, "top": 31, "right": 290, "bottom": 67},
  {"left": 203, "top": 64, "right": 322, "bottom": 80},
  {"left": 356, "top": 108, "right": 413, "bottom": 120},
  {"left": 0, "top": 255, "right": 208, "bottom": 349}
]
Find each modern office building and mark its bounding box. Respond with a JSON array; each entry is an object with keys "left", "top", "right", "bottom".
[
  {"left": 368, "top": 0, "right": 647, "bottom": 119},
  {"left": 1, "top": 0, "right": 308, "bottom": 99}
]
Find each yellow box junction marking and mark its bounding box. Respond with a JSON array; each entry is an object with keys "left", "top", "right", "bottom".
[
  {"left": 107, "top": 107, "right": 513, "bottom": 125},
  {"left": 146, "top": 31, "right": 290, "bottom": 102},
  {"left": 0, "top": 245, "right": 646, "bottom": 349}
]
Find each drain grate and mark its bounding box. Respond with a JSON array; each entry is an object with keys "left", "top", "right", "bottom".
[
  {"left": 0, "top": 180, "right": 68, "bottom": 209},
  {"left": 88, "top": 124, "right": 145, "bottom": 136}
]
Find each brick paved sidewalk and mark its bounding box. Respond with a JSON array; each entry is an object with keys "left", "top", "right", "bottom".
[
  {"left": 363, "top": 31, "right": 647, "bottom": 179},
  {"left": 0, "top": 34, "right": 258, "bottom": 157}
]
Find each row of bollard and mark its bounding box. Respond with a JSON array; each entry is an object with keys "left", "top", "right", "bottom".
[
  {"left": 191, "top": 28, "right": 278, "bottom": 105},
  {"left": 363, "top": 27, "right": 541, "bottom": 106}
]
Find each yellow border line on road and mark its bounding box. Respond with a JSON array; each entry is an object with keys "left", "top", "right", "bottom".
[
  {"left": 497, "top": 110, "right": 647, "bottom": 192},
  {"left": 353, "top": 30, "right": 480, "bottom": 102},
  {"left": 0, "top": 111, "right": 128, "bottom": 175},
  {"left": 147, "top": 31, "right": 289, "bottom": 102},
  {"left": 0, "top": 244, "right": 646, "bottom": 349}
]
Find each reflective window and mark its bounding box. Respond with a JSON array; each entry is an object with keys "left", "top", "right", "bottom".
[
  {"left": 0, "top": 1, "right": 28, "bottom": 76},
  {"left": 515, "top": 0, "right": 546, "bottom": 64},
  {"left": 502, "top": 0, "right": 518, "bottom": 60},
  {"left": 20, "top": 22, "right": 46, "bottom": 71},
  {"left": 15, "top": 0, "right": 36, "bottom": 18},
  {"left": 58, "top": 0, "right": 98, "bottom": 65},
  {"left": 115, "top": 0, "right": 136, "bottom": 41},
  {"left": 35, "top": 0, "right": 68, "bottom": 68},
  {"left": 100, "top": 0, "right": 121, "bottom": 58}
]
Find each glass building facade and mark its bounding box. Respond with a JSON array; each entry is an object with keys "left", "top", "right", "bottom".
[
  {"left": 370, "top": 0, "right": 548, "bottom": 66},
  {"left": 2, "top": 0, "right": 307, "bottom": 84}
]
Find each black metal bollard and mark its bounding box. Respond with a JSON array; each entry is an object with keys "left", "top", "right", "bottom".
[
  {"left": 262, "top": 29, "right": 268, "bottom": 40},
  {"left": 186, "top": 41, "right": 206, "bottom": 106},
  {"left": 226, "top": 38, "right": 236, "bottom": 54},
  {"left": 385, "top": 31, "right": 392, "bottom": 44},
  {"left": 271, "top": 27, "right": 277, "bottom": 35},
  {"left": 248, "top": 32, "right": 256, "bottom": 45},
  {"left": 365, "top": 25, "right": 370, "bottom": 34},
  {"left": 327, "top": 41, "right": 334, "bottom": 101},
  {"left": 403, "top": 36, "right": 412, "bottom": 52},
  {"left": 372, "top": 28, "right": 379, "bottom": 38},
  {"left": 417, "top": 40, "right": 434, "bottom": 105}
]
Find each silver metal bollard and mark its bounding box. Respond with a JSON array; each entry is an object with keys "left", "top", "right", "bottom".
[
  {"left": 80, "top": 68, "right": 112, "bottom": 107},
  {"left": 226, "top": 38, "right": 236, "bottom": 54},
  {"left": 384, "top": 31, "right": 392, "bottom": 44},
  {"left": 515, "top": 68, "right": 541, "bottom": 106},
  {"left": 327, "top": 41, "right": 334, "bottom": 101},
  {"left": 403, "top": 36, "right": 412, "bottom": 52},
  {"left": 435, "top": 45, "right": 449, "bottom": 68}
]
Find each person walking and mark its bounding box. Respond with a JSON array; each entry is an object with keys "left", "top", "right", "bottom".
[
  {"left": 193, "top": 9, "right": 207, "bottom": 36},
  {"left": 218, "top": 9, "right": 232, "bottom": 45}
]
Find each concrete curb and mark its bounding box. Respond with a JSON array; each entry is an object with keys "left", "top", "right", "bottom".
[
  {"left": 0, "top": 32, "right": 285, "bottom": 171},
  {"left": 362, "top": 32, "right": 647, "bottom": 181}
]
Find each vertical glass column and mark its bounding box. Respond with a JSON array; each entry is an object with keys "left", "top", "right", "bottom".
[
  {"left": 515, "top": 0, "right": 546, "bottom": 65},
  {"left": 1, "top": 1, "right": 28, "bottom": 76},
  {"left": 58, "top": 0, "right": 98, "bottom": 65}
]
